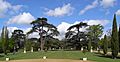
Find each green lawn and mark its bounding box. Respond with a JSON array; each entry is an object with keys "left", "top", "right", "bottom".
[{"left": 0, "top": 51, "right": 120, "bottom": 62}]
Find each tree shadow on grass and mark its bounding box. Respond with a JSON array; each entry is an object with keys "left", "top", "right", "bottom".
[
  {"left": 94, "top": 52, "right": 102, "bottom": 55},
  {"left": 99, "top": 55, "right": 120, "bottom": 59},
  {"left": 98, "top": 54, "right": 112, "bottom": 58},
  {"left": 94, "top": 52, "right": 120, "bottom": 59}
]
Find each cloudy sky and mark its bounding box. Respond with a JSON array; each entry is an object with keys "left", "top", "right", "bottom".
[{"left": 0, "top": 0, "right": 120, "bottom": 39}]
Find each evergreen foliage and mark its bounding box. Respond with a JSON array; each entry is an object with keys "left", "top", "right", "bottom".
[
  {"left": 118, "top": 25, "right": 120, "bottom": 52},
  {"left": 111, "top": 14, "right": 119, "bottom": 59},
  {"left": 103, "top": 35, "right": 108, "bottom": 55},
  {"left": 1, "top": 26, "right": 9, "bottom": 55}
]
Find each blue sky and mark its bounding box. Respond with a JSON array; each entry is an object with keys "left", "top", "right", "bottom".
[{"left": 0, "top": 0, "right": 120, "bottom": 39}]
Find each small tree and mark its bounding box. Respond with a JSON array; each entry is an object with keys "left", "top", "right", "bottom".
[
  {"left": 1, "top": 26, "right": 9, "bottom": 55},
  {"left": 88, "top": 41, "right": 91, "bottom": 52},
  {"left": 118, "top": 25, "right": 120, "bottom": 52},
  {"left": 106, "top": 29, "right": 112, "bottom": 48},
  {"left": 103, "top": 35, "right": 108, "bottom": 55},
  {"left": 111, "top": 14, "right": 119, "bottom": 59}
]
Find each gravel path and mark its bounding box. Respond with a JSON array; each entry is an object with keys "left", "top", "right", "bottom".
[{"left": 0, "top": 59, "right": 92, "bottom": 62}]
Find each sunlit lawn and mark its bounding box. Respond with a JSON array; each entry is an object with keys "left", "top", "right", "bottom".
[{"left": 0, "top": 51, "right": 120, "bottom": 62}]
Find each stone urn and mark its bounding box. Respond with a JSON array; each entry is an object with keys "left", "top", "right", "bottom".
[
  {"left": 43, "top": 56, "right": 47, "bottom": 59},
  {"left": 83, "top": 58, "right": 87, "bottom": 61},
  {"left": 6, "top": 58, "right": 9, "bottom": 61},
  {"left": 31, "top": 47, "right": 33, "bottom": 52},
  {"left": 24, "top": 48, "right": 26, "bottom": 53}
]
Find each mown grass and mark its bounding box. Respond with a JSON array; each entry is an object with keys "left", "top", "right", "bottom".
[{"left": 0, "top": 51, "right": 120, "bottom": 62}]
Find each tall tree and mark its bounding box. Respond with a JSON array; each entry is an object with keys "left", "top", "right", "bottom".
[
  {"left": 87, "top": 24, "right": 103, "bottom": 50},
  {"left": 67, "top": 22, "right": 88, "bottom": 35},
  {"left": 67, "top": 22, "right": 88, "bottom": 50},
  {"left": 65, "top": 31, "right": 77, "bottom": 49},
  {"left": 118, "top": 25, "right": 120, "bottom": 52},
  {"left": 31, "top": 17, "right": 47, "bottom": 51},
  {"left": 1, "top": 26, "right": 9, "bottom": 55},
  {"left": 11, "top": 29, "right": 25, "bottom": 53},
  {"left": 65, "top": 31, "right": 76, "bottom": 40},
  {"left": 111, "top": 14, "right": 119, "bottom": 59},
  {"left": 103, "top": 35, "right": 108, "bottom": 55},
  {"left": 29, "top": 17, "right": 59, "bottom": 51}
]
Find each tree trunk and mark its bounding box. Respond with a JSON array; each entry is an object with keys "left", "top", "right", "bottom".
[
  {"left": 40, "top": 35, "right": 43, "bottom": 51},
  {"left": 40, "top": 26, "right": 44, "bottom": 51}
]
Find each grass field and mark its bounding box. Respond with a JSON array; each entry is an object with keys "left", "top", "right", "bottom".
[{"left": 0, "top": 51, "right": 120, "bottom": 62}]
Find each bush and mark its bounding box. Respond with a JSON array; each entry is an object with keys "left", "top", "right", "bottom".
[
  {"left": 8, "top": 38, "right": 14, "bottom": 52},
  {"left": 25, "top": 41, "right": 32, "bottom": 51},
  {"left": 0, "top": 39, "right": 3, "bottom": 53},
  {"left": 33, "top": 42, "right": 39, "bottom": 51},
  {"left": 24, "top": 39, "right": 40, "bottom": 51}
]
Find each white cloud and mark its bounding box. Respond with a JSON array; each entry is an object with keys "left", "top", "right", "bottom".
[
  {"left": 80, "top": 0, "right": 116, "bottom": 15},
  {"left": 1, "top": 19, "right": 109, "bottom": 40},
  {"left": 0, "top": 0, "right": 23, "bottom": 17},
  {"left": 45, "top": 3, "right": 74, "bottom": 17},
  {"left": 12, "top": 5, "right": 23, "bottom": 12},
  {"left": 0, "top": 26, "right": 42, "bottom": 39},
  {"left": 22, "top": 28, "right": 39, "bottom": 38},
  {"left": 0, "top": 27, "right": 19, "bottom": 37},
  {"left": 56, "top": 22, "right": 72, "bottom": 40},
  {"left": 100, "top": 0, "right": 116, "bottom": 8},
  {"left": 83, "top": 19, "right": 109, "bottom": 26},
  {"left": 57, "top": 19, "right": 109, "bottom": 40},
  {"left": 7, "top": 12, "right": 35, "bottom": 24},
  {"left": 57, "top": 22, "right": 71, "bottom": 33},
  {"left": 28, "top": 32, "right": 39, "bottom": 38},
  {"left": 7, "top": 27, "right": 18, "bottom": 37},
  {"left": 0, "top": 0, "right": 11, "bottom": 12},
  {"left": 5, "top": 27, "right": 39, "bottom": 38},
  {"left": 116, "top": 9, "right": 120, "bottom": 15},
  {"left": 7, "top": 27, "right": 18, "bottom": 32},
  {"left": 80, "top": 0, "right": 98, "bottom": 14},
  {"left": 6, "top": 27, "right": 30, "bottom": 35}
]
